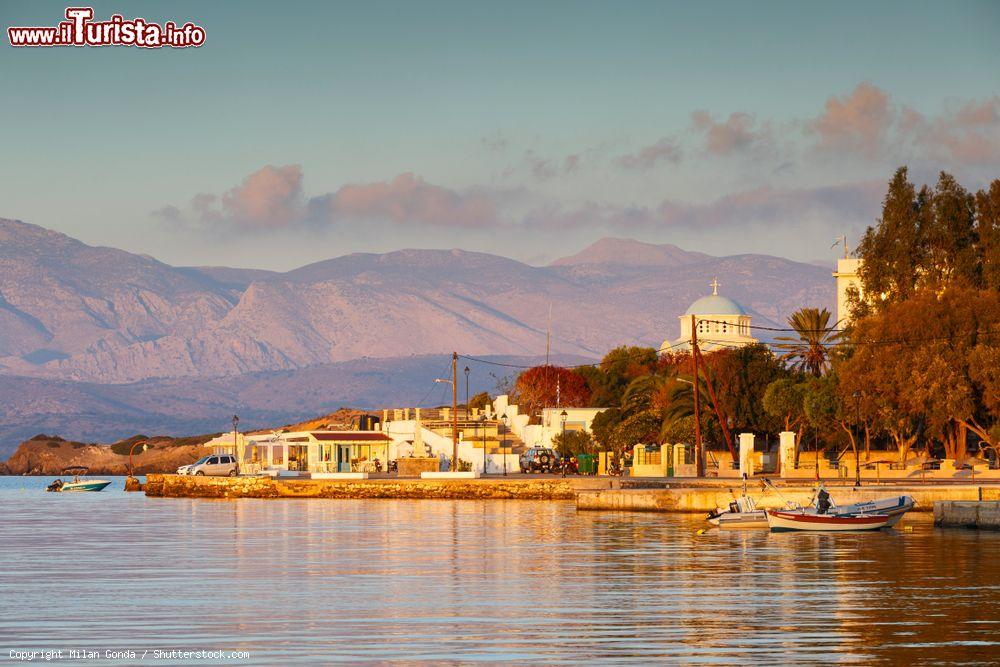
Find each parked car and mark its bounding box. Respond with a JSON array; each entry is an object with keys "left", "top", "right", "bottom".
[
  {"left": 519, "top": 447, "right": 559, "bottom": 473},
  {"left": 177, "top": 454, "right": 237, "bottom": 476}
]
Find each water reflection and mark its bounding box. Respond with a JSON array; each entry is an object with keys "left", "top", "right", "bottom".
[{"left": 1, "top": 478, "right": 998, "bottom": 664}]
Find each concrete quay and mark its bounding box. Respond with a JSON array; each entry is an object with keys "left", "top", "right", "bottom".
[
  {"left": 577, "top": 484, "right": 1000, "bottom": 513},
  {"left": 144, "top": 473, "right": 612, "bottom": 500},
  {"left": 934, "top": 501, "right": 1000, "bottom": 529}
]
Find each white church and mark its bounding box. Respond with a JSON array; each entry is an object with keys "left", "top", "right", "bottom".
[{"left": 659, "top": 278, "right": 758, "bottom": 354}]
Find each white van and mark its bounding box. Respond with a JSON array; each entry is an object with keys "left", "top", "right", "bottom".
[{"left": 177, "top": 455, "right": 237, "bottom": 476}]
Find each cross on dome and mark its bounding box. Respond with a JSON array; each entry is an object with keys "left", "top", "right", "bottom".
[{"left": 710, "top": 277, "right": 720, "bottom": 296}]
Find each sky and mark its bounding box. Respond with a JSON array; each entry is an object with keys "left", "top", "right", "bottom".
[{"left": 1, "top": 0, "right": 999, "bottom": 270}]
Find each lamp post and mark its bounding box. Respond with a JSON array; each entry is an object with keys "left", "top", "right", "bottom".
[
  {"left": 128, "top": 441, "right": 149, "bottom": 477},
  {"left": 232, "top": 414, "right": 240, "bottom": 476},
  {"left": 501, "top": 414, "right": 509, "bottom": 476},
  {"left": 480, "top": 413, "right": 488, "bottom": 476},
  {"left": 853, "top": 392, "right": 862, "bottom": 487}
]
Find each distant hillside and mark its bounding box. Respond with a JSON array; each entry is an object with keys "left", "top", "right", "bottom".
[
  {"left": 0, "top": 353, "right": 588, "bottom": 459},
  {"left": 0, "top": 218, "right": 837, "bottom": 459},
  {"left": 0, "top": 218, "right": 834, "bottom": 383},
  {"left": 550, "top": 237, "right": 712, "bottom": 267}
]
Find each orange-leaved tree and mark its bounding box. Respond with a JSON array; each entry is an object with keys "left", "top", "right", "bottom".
[{"left": 514, "top": 365, "right": 591, "bottom": 418}]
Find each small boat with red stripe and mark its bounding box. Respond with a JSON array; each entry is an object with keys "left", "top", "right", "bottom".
[{"left": 766, "top": 509, "right": 891, "bottom": 532}]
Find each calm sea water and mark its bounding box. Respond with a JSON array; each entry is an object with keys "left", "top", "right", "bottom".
[{"left": 1, "top": 476, "right": 999, "bottom": 665}]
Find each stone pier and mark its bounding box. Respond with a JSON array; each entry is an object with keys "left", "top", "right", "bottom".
[
  {"left": 144, "top": 474, "right": 588, "bottom": 500},
  {"left": 577, "top": 484, "right": 1000, "bottom": 513},
  {"left": 934, "top": 501, "right": 1000, "bottom": 529}
]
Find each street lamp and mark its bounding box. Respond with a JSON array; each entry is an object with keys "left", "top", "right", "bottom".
[
  {"left": 560, "top": 410, "right": 568, "bottom": 434},
  {"left": 853, "top": 391, "right": 862, "bottom": 487},
  {"left": 128, "top": 440, "right": 149, "bottom": 477},
  {"left": 501, "top": 414, "right": 509, "bottom": 476},
  {"left": 232, "top": 414, "right": 240, "bottom": 476}
]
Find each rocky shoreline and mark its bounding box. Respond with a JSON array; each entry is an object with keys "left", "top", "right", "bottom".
[{"left": 2, "top": 435, "right": 204, "bottom": 476}]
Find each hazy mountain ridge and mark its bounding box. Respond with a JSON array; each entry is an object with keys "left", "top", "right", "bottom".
[
  {"left": 0, "top": 219, "right": 834, "bottom": 384},
  {"left": 0, "top": 354, "right": 589, "bottom": 459}
]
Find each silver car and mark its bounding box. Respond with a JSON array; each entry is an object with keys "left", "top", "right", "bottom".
[{"left": 178, "top": 454, "right": 237, "bottom": 476}]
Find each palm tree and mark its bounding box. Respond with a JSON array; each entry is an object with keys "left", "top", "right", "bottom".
[{"left": 775, "top": 307, "right": 840, "bottom": 376}]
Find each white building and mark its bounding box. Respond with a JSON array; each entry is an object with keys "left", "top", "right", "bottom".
[
  {"left": 832, "top": 257, "right": 862, "bottom": 326},
  {"left": 660, "top": 278, "right": 757, "bottom": 353}
]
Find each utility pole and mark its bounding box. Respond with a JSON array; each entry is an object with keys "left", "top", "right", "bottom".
[
  {"left": 691, "top": 315, "right": 703, "bottom": 477},
  {"left": 451, "top": 352, "right": 459, "bottom": 472}
]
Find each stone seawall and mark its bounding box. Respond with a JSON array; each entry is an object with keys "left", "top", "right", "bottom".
[
  {"left": 934, "top": 501, "right": 1000, "bottom": 529},
  {"left": 144, "top": 474, "right": 578, "bottom": 500},
  {"left": 577, "top": 485, "right": 1000, "bottom": 513}
]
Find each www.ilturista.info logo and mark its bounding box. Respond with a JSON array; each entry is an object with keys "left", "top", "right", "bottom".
[{"left": 8, "top": 7, "right": 205, "bottom": 48}]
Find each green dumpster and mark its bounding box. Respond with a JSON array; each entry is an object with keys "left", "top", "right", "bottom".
[{"left": 577, "top": 454, "right": 596, "bottom": 475}]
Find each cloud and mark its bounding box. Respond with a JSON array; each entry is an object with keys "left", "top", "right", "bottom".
[
  {"left": 807, "top": 83, "right": 1000, "bottom": 166},
  {"left": 901, "top": 97, "right": 1000, "bottom": 165},
  {"left": 809, "top": 82, "right": 893, "bottom": 157},
  {"left": 691, "top": 110, "right": 774, "bottom": 156},
  {"left": 221, "top": 165, "right": 305, "bottom": 229},
  {"left": 156, "top": 168, "right": 499, "bottom": 231},
  {"left": 309, "top": 173, "right": 498, "bottom": 228},
  {"left": 522, "top": 181, "right": 883, "bottom": 231},
  {"left": 615, "top": 138, "right": 683, "bottom": 170},
  {"left": 154, "top": 165, "right": 304, "bottom": 231}
]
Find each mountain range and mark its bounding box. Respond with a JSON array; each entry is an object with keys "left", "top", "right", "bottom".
[{"left": 0, "top": 218, "right": 835, "bottom": 458}]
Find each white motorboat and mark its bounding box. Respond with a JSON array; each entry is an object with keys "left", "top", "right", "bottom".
[
  {"left": 706, "top": 480, "right": 916, "bottom": 529},
  {"left": 706, "top": 494, "right": 768, "bottom": 528},
  {"left": 46, "top": 467, "right": 112, "bottom": 492}
]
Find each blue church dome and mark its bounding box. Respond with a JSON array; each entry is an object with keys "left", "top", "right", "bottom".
[{"left": 683, "top": 294, "right": 746, "bottom": 316}]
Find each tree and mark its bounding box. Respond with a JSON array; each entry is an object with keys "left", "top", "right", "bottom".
[
  {"left": 923, "top": 172, "right": 978, "bottom": 288},
  {"left": 842, "top": 287, "right": 1000, "bottom": 461},
  {"left": 514, "top": 365, "right": 591, "bottom": 417},
  {"left": 803, "top": 374, "right": 857, "bottom": 463},
  {"left": 775, "top": 308, "right": 839, "bottom": 376},
  {"left": 976, "top": 180, "right": 1000, "bottom": 291},
  {"left": 701, "top": 344, "right": 788, "bottom": 436},
  {"left": 855, "top": 169, "right": 998, "bottom": 315},
  {"left": 467, "top": 391, "right": 491, "bottom": 411},
  {"left": 552, "top": 430, "right": 596, "bottom": 457},
  {"left": 763, "top": 378, "right": 807, "bottom": 432},
  {"left": 590, "top": 408, "right": 622, "bottom": 450},
  {"left": 855, "top": 167, "right": 924, "bottom": 316},
  {"left": 608, "top": 411, "right": 663, "bottom": 454},
  {"left": 583, "top": 346, "right": 659, "bottom": 407}
]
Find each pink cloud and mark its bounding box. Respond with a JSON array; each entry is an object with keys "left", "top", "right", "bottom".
[
  {"left": 809, "top": 82, "right": 893, "bottom": 157},
  {"left": 802, "top": 83, "right": 1000, "bottom": 166},
  {"left": 902, "top": 97, "right": 1000, "bottom": 164},
  {"left": 311, "top": 173, "right": 498, "bottom": 228},
  {"left": 220, "top": 165, "right": 305, "bottom": 229},
  {"left": 691, "top": 110, "right": 772, "bottom": 156},
  {"left": 615, "top": 138, "right": 683, "bottom": 170},
  {"left": 156, "top": 169, "right": 499, "bottom": 230}
]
